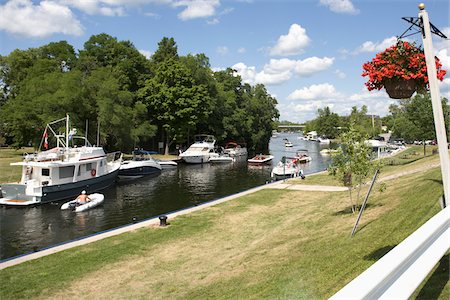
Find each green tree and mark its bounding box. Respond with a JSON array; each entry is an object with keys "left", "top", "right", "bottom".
[
  {"left": 328, "top": 124, "right": 376, "bottom": 213},
  {"left": 138, "top": 58, "right": 210, "bottom": 155},
  {"left": 79, "top": 33, "right": 151, "bottom": 91},
  {"left": 315, "top": 106, "right": 340, "bottom": 138}
]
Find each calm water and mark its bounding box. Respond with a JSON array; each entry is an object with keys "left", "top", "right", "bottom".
[{"left": 0, "top": 133, "right": 333, "bottom": 260}]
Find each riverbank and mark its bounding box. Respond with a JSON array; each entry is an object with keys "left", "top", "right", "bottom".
[{"left": 1, "top": 149, "right": 448, "bottom": 299}]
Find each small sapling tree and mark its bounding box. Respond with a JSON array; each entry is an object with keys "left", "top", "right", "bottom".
[{"left": 328, "top": 124, "right": 376, "bottom": 213}]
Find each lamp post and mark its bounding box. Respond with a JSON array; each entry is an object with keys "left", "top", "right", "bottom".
[{"left": 419, "top": 3, "right": 450, "bottom": 207}]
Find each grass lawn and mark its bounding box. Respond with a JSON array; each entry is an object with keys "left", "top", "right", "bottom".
[
  {"left": 1, "top": 152, "right": 448, "bottom": 299},
  {"left": 0, "top": 147, "right": 33, "bottom": 183}
]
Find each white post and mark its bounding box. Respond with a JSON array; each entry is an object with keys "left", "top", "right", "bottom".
[{"left": 419, "top": 3, "right": 450, "bottom": 207}]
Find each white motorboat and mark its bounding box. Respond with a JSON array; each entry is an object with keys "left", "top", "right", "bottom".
[
  {"left": 295, "top": 149, "right": 312, "bottom": 163},
  {"left": 285, "top": 140, "right": 293, "bottom": 147},
  {"left": 209, "top": 154, "right": 234, "bottom": 163},
  {"left": 179, "top": 134, "right": 217, "bottom": 164},
  {"left": 61, "top": 193, "right": 105, "bottom": 212},
  {"left": 157, "top": 160, "right": 178, "bottom": 169},
  {"left": 318, "top": 137, "right": 331, "bottom": 144},
  {"left": 223, "top": 141, "right": 247, "bottom": 157},
  {"left": 0, "top": 115, "right": 122, "bottom": 206},
  {"left": 304, "top": 131, "right": 319, "bottom": 142},
  {"left": 247, "top": 154, "right": 274, "bottom": 165},
  {"left": 271, "top": 157, "right": 304, "bottom": 180},
  {"left": 119, "top": 149, "right": 162, "bottom": 180}
]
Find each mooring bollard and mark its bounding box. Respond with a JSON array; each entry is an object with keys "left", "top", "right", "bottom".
[{"left": 159, "top": 215, "right": 168, "bottom": 227}]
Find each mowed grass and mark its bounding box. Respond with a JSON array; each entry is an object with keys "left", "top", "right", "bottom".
[
  {"left": 1, "top": 155, "right": 448, "bottom": 299},
  {"left": 0, "top": 147, "right": 33, "bottom": 183}
]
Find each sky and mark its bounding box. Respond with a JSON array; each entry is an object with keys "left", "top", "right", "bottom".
[{"left": 0, "top": 0, "right": 449, "bottom": 123}]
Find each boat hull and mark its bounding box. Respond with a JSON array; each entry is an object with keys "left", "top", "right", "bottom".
[
  {"left": 118, "top": 164, "right": 161, "bottom": 179},
  {"left": 0, "top": 169, "right": 119, "bottom": 206}
]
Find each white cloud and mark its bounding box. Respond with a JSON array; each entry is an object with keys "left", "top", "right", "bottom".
[
  {"left": 437, "top": 48, "right": 450, "bottom": 71},
  {"left": 279, "top": 84, "right": 396, "bottom": 123},
  {"left": 354, "top": 36, "right": 397, "bottom": 54},
  {"left": 0, "top": 0, "right": 84, "bottom": 38},
  {"left": 335, "top": 69, "right": 346, "bottom": 79},
  {"left": 207, "top": 18, "right": 219, "bottom": 25},
  {"left": 269, "top": 23, "right": 311, "bottom": 56},
  {"left": 217, "top": 46, "right": 229, "bottom": 55},
  {"left": 139, "top": 49, "right": 153, "bottom": 59},
  {"left": 287, "top": 83, "right": 341, "bottom": 100},
  {"left": 294, "top": 56, "right": 334, "bottom": 76},
  {"left": 232, "top": 62, "right": 292, "bottom": 86},
  {"left": 232, "top": 56, "right": 334, "bottom": 86},
  {"left": 61, "top": 0, "right": 126, "bottom": 16},
  {"left": 173, "top": 0, "right": 220, "bottom": 20},
  {"left": 319, "top": 0, "right": 359, "bottom": 14},
  {"left": 238, "top": 47, "right": 246, "bottom": 54}
]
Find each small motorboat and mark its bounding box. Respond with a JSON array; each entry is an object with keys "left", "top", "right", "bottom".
[
  {"left": 247, "top": 154, "right": 274, "bottom": 165},
  {"left": 295, "top": 149, "right": 312, "bottom": 163},
  {"left": 61, "top": 193, "right": 105, "bottom": 212},
  {"left": 119, "top": 149, "right": 162, "bottom": 180},
  {"left": 157, "top": 160, "right": 178, "bottom": 169},
  {"left": 271, "top": 157, "right": 304, "bottom": 180},
  {"left": 209, "top": 154, "right": 234, "bottom": 163}
]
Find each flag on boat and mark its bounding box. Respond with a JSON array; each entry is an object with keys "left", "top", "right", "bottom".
[
  {"left": 68, "top": 128, "right": 77, "bottom": 141},
  {"left": 43, "top": 128, "right": 48, "bottom": 149}
]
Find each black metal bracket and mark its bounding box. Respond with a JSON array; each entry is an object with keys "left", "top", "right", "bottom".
[{"left": 399, "top": 17, "right": 448, "bottom": 40}]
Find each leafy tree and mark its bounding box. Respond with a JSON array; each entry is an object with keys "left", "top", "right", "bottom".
[
  {"left": 328, "top": 124, "right": 376, "bottom": 213},
  {"left": 138, "top": 58, "right": 210, "bottom": 155},
  {"left": 151, "top": 37, "right": 178, "bottom": 65},
  {"left": 315, "top": 106, "right": 340, "bottom": 138},
  {"left": 79, "top": 33, "right": 151, "bottom": 91}
]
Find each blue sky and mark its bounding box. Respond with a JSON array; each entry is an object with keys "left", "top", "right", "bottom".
[{"left": 1, "top": 0, "right": 449, "bottom": 123}]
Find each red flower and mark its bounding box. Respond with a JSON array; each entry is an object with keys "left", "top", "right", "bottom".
[{"left": 362, "top": 40, "right": 446, "bottom": 92}]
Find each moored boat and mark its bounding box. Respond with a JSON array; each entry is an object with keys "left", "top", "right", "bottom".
[
  {"left": 271, "top": 157, "right": 304, "bottom": 180},
  {"left": 209, "top": 154, "right": 234, "bottom": 163},
  {"left": 61, "top": 193, "right": 105, "bottom": 212},
  {"left": 223, "top": 141, "right": 247, "bottom": 157},
  {"left": 0, "top": 115, "right": 122, "bottom": 206},
  {"left": 295, "top": 149, "right": 312, "bottom": 163},
  {"left": 119, "top": 149, "right": 162, "bottom": 180},
  {"left": 247, "top": 154, "right": 274, "bottom": 165},
  {"left": 179, "top": 134, "right": 217, "bottom": 164}
]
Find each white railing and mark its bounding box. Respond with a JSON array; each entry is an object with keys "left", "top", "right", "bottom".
[{"left": 331, "top": 205, "right": 450, "bottom": 299}]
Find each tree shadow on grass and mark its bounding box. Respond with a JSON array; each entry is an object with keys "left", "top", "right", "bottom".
[
  {"left": 415, "top": 254, "right": 449, "bottom": 299},
  {"left": 332, "top": 203, "right": 382, "bottom": 216},
  {"left": 363, "top": 245, "right": 397, "bottom": 261}
]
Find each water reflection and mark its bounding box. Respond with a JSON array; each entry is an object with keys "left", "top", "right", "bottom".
[{"left": 1, "top": 133, "right": 332, "bottom": 260}]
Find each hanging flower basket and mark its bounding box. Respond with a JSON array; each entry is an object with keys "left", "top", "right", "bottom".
[
  {"left": 383, "top": 79, "right": 416, "bottom": 99},
  {"left": 362, "top": 40, "right": 446, "bottom": 99}
]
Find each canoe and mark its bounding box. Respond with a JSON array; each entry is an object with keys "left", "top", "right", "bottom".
[{"left": 61, "top": 193, "right": 105, "bottom": 212}]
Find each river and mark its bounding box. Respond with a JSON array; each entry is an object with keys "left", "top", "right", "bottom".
[{"left": 0, "top": 133, "right": 334, "bottom": 260}]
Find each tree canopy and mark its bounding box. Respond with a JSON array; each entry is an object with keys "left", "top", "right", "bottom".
[{"left": 0, "top": 35, "right": 279, "bottom": 153}]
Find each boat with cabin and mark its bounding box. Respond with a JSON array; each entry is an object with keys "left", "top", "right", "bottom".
[
  {"left": 179, "top": 134, "right": 217, "bottom": 164},
  {"left": 118, "top": 149, "right": 162, "bottom": 180},
  {"left": 223, "top": 141, "right": 247, "bottom": 157},
  {"left": 0, "top": 115, "right": 122, "bottom": 206}
]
